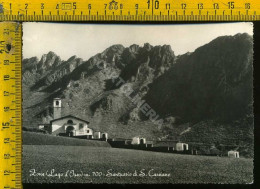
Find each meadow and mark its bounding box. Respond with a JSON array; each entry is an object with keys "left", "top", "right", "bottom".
[
  {"left": 23, "top": 131, "right": 110, "bottom": 147},
  {"left": 22, "top": 145, "right": 253, "bottom": 184}
]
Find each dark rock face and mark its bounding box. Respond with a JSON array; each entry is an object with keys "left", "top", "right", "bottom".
[
  {"left": 22, "top": 57, "right": 39, "bottom": 86},
  {"left": 22, "top": 33, "right": 253, "bottom": 156},
  {"left": 145, "top": 33, "right": 253, "bottom": 123}
]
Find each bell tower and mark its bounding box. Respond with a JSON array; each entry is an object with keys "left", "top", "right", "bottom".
[{"left": 53, "top": 98, "right": 61, "bottom": 119}]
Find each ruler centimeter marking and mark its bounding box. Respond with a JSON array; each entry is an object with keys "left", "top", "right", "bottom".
[
  {"left": 0, "top": 22, "right": 22, "bottom": 189},
  {"left": 0, "top": 0, "right": 259, "bottom": 21}
]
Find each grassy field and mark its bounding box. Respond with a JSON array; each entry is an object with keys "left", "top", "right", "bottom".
[
  {"left": 23, "top": 131, "right": 110, "bottom": 147},
  {"left": 22, "top": 145, "right": 253, "bottom": 184}
]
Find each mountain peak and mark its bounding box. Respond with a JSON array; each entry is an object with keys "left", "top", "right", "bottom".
[
  {"left": 45, "top": 51, "right": 58, "bottom": 59},
  {"left": 162, "top": 44, "right": 172, "bottom": 51},
  {"left": 143, "top": 43, "right": 153, "bottom": 51},
  {"left": 67, "top": 55, "right": 77, "bottom": 62},
  {"left": 106, "top": 44, "right": 125, "bottom": 51},
  {"left": 37, "top": 51, "right": 62, "bottom": 73},
  {"left": 234, "top": 32, "right": 252, "bottom": 38},
  {"left": 129, "top": 44, "right": 140, "bottom": 53},
  {"left": 23, "top": 56, "right": 39, "bottom": 64}
]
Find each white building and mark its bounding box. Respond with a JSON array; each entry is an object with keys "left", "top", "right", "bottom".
[
  {"left": 131, "top": 137, "right": 146, "bottom": 145},
  {"left": 131, "top": 137, "right": 140, "bottom": 145},
  {"left": 50, "top": 115, "right": 92, "bottom": 137},
  {"left": 228, "top": 150, "right": 239, "bottom": 158},
  {"left": 53, "top": 98, "right": 62, "bottom": 119},
  {"left": 39, "top": 98, "right": 93, "bottom": 137},
  {"left": 176, "top": 142, "right": 189, "bottom": 151},
  {"left": 93, "top": 132, "right": 108, "bottom": 140}
]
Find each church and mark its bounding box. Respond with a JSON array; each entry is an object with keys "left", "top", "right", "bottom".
[{"left": 38, "top": 98, "right": 105, "bottom": 139}]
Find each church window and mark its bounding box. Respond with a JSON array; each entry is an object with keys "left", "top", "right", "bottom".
[
  {"left": 79, "top": 123, "right": 84, "bottom": 130},
  {"left": 67, "top": 120, "right": 73, "bottom": 124}
]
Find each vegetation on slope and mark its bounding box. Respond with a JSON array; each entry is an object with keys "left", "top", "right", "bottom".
[{"left": 23, "top": 131, "right": 111, "bottom": 147}]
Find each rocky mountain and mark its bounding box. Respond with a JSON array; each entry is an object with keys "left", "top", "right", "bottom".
[
  {"left": 22, "top": 33, "right": 253, "bottom": 157},
  {"left": 145, "top": 33, "right": 253, "bottom": 122}
]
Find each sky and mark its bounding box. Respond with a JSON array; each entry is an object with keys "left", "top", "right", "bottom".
[{"left": 23, "top": 22, "right": 253, "bottom": 61}]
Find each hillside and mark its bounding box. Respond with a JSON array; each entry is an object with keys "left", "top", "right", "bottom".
[
  {"left": 23, "top": 131, "right": 111, "bottom": 147},
  {"left": 22, "top": 33, "right": 253, "bottom": 156}
]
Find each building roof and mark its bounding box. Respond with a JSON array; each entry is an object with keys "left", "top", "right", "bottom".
[
  {"left": 50, "top": 115, "right": 90, "bottom": 124},
  {"left": 228, "top": 150, "right": 239, "bottom": 153}
]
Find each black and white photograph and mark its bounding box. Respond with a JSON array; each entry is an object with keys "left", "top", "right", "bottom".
[{"left": 22, "top": 22, "right": 253, "bottom": 184}]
